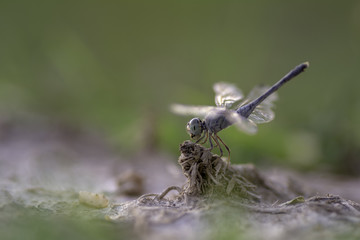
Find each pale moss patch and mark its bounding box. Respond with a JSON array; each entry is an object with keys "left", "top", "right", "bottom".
[{"left": 79, "top": 191, "right": 109, "bottom": 208}]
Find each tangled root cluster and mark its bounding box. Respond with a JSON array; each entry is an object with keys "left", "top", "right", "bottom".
[
  {"left": 178, "top": 141, "right": 258, "bottom": 200},
  {"left": 136, "top": 141, "right": 260, "bottom": 207}
]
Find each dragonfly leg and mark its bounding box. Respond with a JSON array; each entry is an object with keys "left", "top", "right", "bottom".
[
  {"left": 213, "top": 133, "right": 223, "bottom": 157},
  {"left": 208, "top": 133, "right": 214, "bottom": 150},
  {"left": 216, "top": 134, "right": 231, "bottom": 165},
  {"left": 211, "top": 135, "right": 219, "bottom": 147},
  {"left": 201, "top": 131, "right": 209, "bottom": 144},
  {"left": 195, "top": 131, "right": 206, "bottom": 144}
]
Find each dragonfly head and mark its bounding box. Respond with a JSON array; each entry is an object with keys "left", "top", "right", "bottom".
[{"left": 186, "top": 118, "right": 203, "bottom": 141}]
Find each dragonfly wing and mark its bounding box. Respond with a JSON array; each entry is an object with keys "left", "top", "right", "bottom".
[
  {"left": 241, "top": 85, "right": 278, "bottom": 124},
  {"left": 248, "top": 107, "right": 275, "bottom": 124},
  {"left": 225, "top": 111, "right": 258, "bottom": 135},
  {"left": 213, "top": 82, "right": 244, "bottom": 108},
  {"left": 170, "top": 103, "right": 217, "bottom": 118}
]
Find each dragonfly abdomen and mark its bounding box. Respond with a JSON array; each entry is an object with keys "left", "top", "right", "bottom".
[{"left": 236, "top": 62, "right": 309, "bottom": 118}]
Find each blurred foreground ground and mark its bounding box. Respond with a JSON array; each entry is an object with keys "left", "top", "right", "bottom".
[{"left": 1, "top": 118, "right": 359, "bottom": 240}]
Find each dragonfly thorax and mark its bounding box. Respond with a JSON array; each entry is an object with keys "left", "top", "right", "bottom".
[
  {"left": 186, "top": 118, "right": 206, "bottom": 140},
  {"left": 204, "top": 109, "right": 233, "bottom": 134}
]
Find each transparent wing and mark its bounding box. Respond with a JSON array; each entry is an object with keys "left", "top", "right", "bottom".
[
  {"left": 249, "top": 107, "right": 275, "bottom": 124},
  {"left": 213, "top": 82, "right": 244, "bottom": 108},
  {"left": 225, "top": 111, "right": 258, "bottom": 135},
  {"left": 240, "top": 85, "right": 278, "bottom": 124},
  {"left": 170, "top": 103, "right": 217, "bottom": 118}
]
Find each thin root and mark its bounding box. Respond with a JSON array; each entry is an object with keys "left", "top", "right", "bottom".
[{"left": 156, "top": 186, "right": 183, "bottom": 200}]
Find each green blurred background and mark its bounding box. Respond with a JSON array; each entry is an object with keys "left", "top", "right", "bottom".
[{"left": 1, "top": 0, "right": 359, "bottom": 174}]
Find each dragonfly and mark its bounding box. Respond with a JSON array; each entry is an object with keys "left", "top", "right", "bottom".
[{"left": 171, "top": 62, "right": 309, "bottom": 164}]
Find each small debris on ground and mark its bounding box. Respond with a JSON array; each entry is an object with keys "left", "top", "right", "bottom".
[
  {"left": 79, "top": 191, "right": 109, "bottom": 208},
  {"left": 117, "top": 170, "right": 145, "bottom": 196}
]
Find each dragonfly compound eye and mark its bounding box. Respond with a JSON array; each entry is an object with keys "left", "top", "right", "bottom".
[{"left": 186, "top": 118, "right": 202, "bottom": 140}]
